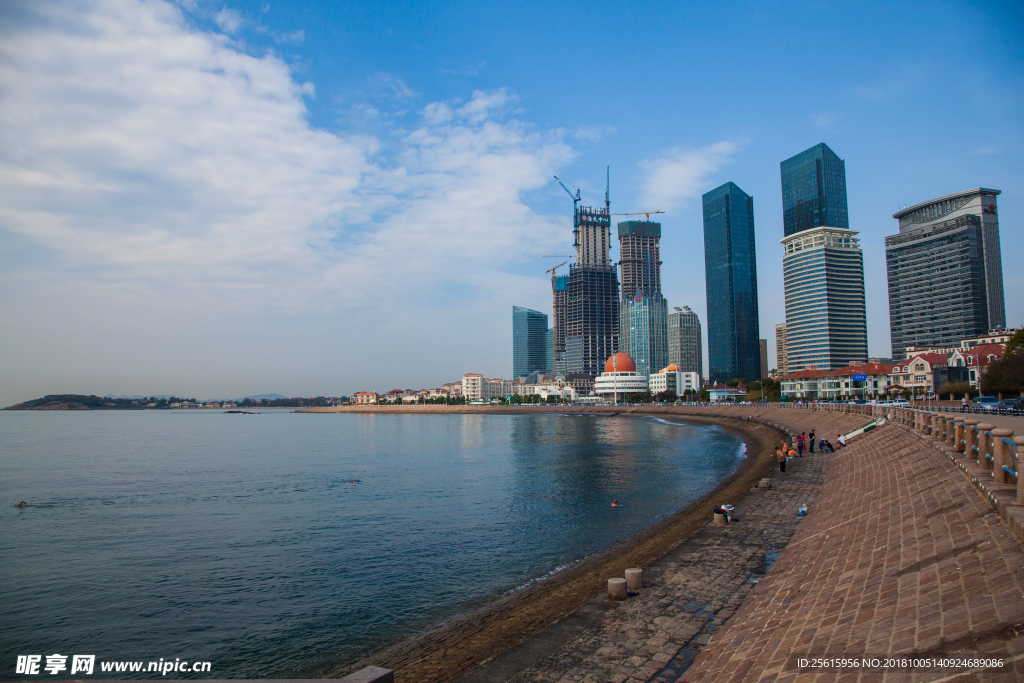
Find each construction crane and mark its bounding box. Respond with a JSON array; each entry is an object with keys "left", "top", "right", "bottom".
[
  {"left": 553, "top": 176, "right": 581, "bottom": 214},
  {"left": 546, "top": 261, "right": 567, "bottom": 278},
  {"left": 541, "top": 254, "right": 573, "bottom": 258},
  {"left": 610, "top": 210, "right": 665, "bottom": 221}
]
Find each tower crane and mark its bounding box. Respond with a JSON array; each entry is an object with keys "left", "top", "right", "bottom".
[
  {"left": 609, "top": 210, "right": 665, "bottom": 221},
  {"left": 553, "top": 176, "right": 581, "bottom": 214}
]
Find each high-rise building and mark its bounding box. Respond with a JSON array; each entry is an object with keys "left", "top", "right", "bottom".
[
  {"left": 512, "top": 306, "right": 549, "bottom": 379},
  {"left": 885, "top": 188, "right": 1005, "bottom": 360},
  {"left": 618, "top": 221, "right": 662, "bottom": 298},
  {"left": 546, "top": 328, "right": 554, "bottom": 373},
  {"left": 620, "top": 293, "right": 668, "bottom": 379},
  {"left": 775, "top": 323, "right": 788, "bottom": 375},
  {"left": 668, "top": 306, "right": 703, "bottom": 378},
  {"left": 551, "top": 274, "right": 569, "bottom": 373},
  {"left": 566, "top": 204, "right": 619, "bottom": 377},
  {"left": 703, "top": 182, "right": 761, "bottom": 383},
  {"left": 781, "top": 227, "right": 868, "bottom": 371},
  {"left": 759, "top": 339, "right": 768, "bottom": 380},
  {"left": 618, "top": 220, "right": 667, "bottom": 380},
  {"left": 781, "top": 143, "right": 849, "bottom": 237}
]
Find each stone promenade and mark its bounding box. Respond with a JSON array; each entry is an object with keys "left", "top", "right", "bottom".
[
  {"left": 458, "top": 409, "right": 870, "bottom": 683},
  {"left": 458, "top": 410, "right": 1024, "bottom": 683}
]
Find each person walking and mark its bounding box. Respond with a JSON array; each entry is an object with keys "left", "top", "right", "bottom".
[
  {"left": 808, "top": 429, "right": 816, "bottom": 453},
  {"left": 797, "top": 432, "right": 805, "bottom": 457}
]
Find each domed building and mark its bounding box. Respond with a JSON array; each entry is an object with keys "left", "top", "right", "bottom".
[
  {"left": 594, "top": 353, "right": 648, "bottom": 403},
  {"left": 648, "top": 363, "right": 702, "bottom": 398}
]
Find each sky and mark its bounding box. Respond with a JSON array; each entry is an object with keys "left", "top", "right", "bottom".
[{"left": 1, "top": 0, "right": 1021, "bottom": 405}]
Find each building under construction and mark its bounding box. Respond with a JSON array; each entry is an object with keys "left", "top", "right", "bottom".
[
  {"left": 551, "top": 274, "right": 568, "bottom": 373},
  {"left": 565, "top": 206, "right": 619, "bottom": 377}
]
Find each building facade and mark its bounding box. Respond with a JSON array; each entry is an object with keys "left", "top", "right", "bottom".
[
  {"left": 781, "top": 227, "right": 868, "bottom": 371},
  {"left": 668, "top": 306, "right": 703, "bottom": 378},
  {"left": 775, "top": 322, "right": 788, "bottom": 375},
  {"left": 551, "top": 274, "right": 569, "bottom": 373},
  {"left": 593, "top": 353, "right": 648, "bottom": 403},
  {"left": 648, "top": 366, "right": 701, "bottom": 396},
  {"left": 885, "top": 188, "right": 1005, "bottom": 360},
  {"left": 512, "top": 306, "right": 549, "bottom": 379},
  {"left": 566, "top": 205, "right": 619, "bottom": 377},
  {"left": 619, "top": 293, "right": 668, "bottom": 379},
  {"left": 618, "top": 221, "right": 662, "bottom": 299},
  {"left": 703, "top": 182, "right": 761, "bottom": 383},
  {"left": 780, "top": 142, "right": 849, "bottom": 237}
]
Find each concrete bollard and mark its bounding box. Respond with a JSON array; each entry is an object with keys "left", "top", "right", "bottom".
[
  {"left": 625, "top": 568, "right": 643, "bottom": 590},
  {"left": 976, "top": 423, "right": 996, "bottom": 469},
  {"left": 339, "top": 666, "right": 395, "bottom": 683},
  {"left": 945, "top": 415, "right": 956, "bottom": 447},
  {"left": 992, "top": 429, "right": 1014, "bottom": 484},
  {"left": 964, "top": 419, "right": 980, "bottom": 459},
  {"left": 608, "top": 577, "right": 627, "bottom": 600},
  {"left": 954, "top": 417, "right": 966, "bottom": 452},
  {"left": 713, "top": 512, "right": 728, "bottom": 526},
  {"left": 758, "top": 478, "right": 771, "bottom": 490},
  {"left": 1015, "top": 436, "right": 1024, "bottom": 505}
]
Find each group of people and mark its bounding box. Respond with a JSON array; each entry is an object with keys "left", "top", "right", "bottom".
[{"left": 776, "top": 429, "right": 847, "bottom": 471}]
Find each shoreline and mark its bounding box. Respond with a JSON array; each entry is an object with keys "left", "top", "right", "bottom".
[{"left": 321, "top": 408, "right": 787, "bottom": 683}]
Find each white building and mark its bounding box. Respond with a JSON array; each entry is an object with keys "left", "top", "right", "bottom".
[
  {"left": 648, "top": 365, "right": 701, "bottom": 397},
  {"left": 594, "top": 353, "right": 648, "bottom": 403}
]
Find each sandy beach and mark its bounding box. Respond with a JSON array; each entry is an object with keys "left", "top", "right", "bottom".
[{"left": 308, "top": 406, "right": 787, "bottom": 683}]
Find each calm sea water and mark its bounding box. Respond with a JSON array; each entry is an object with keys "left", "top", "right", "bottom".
[{"left": 0, "top": 411, "right": 743, "bottom": 678}]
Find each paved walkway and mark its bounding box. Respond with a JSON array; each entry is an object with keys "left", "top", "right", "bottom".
[
  {"left": 458, "top": 410, "right": 869, "bottom": 683},
  {"left": 456, "top": 409, "right": 1024, "bottom": 683}
]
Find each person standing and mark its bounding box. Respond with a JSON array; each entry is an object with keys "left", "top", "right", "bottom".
[
  {"left": 777, "top": 445, "right": 787, "bottom": 472},
  {"left": 797, "top": 432, "right": 805, "bottom": 457},
  {"left": 808, "top": 429, "right": 816, "bottom": 453}
]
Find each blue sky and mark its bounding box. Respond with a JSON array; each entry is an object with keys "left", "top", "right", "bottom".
[{"left": 0, "top": 0, "right": 1021, "bottom": 404}]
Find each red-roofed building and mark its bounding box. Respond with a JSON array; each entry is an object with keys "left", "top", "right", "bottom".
[
  {"left": 948, "top": 343, "right": 1005, "bottom": 388},
  {"left": 353, "top": 391, "right": 378, "bottom": 405},
  {"left": 781, "top": 361, "right": 898, "bottom": 400},
  {"left": 889, "top": 353, "right": 950, "bottom": 396}
]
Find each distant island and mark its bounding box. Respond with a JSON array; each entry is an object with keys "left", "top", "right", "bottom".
[{"left": 4, "top": 394, "right": 341, "bottom": 410}]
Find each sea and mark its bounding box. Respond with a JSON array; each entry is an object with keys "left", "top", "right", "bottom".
[{"left": 0, "top": 410, "right": 745, "bottom": 678}]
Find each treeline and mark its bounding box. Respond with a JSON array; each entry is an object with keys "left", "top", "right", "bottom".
[
  {"left": 238, "top": 397, "right": 332, "bottom": 407},
  {"left": 6, "top": 395, "right": 188, "bottom": 410}
]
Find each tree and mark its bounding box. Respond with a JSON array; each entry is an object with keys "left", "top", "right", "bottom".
[
  {"left": 937, "top": 382, "right": 975, "bottom": 400},
  {"left": 1005, "top": 329, "right": 1024, "bottom": 355},
  {"left": 980, "top": 352, "right": 1024, "bottom": 397}
]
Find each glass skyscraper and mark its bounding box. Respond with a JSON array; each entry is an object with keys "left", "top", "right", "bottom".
[
  {"left": 668, "top": 306, "right": 702, "bottom": 378},
  {"left": 512, "top": 306, "right": 549, "bottom": 379},
  {"left": 620, "top": 293, "right": 668, "bottom": 378},
  {"left": 885, "top": 188, "right": 1004, "bottom": 359},
  {"left": 702, "top": 182, "right": 761, "bottom": 383},
  {"left": 781, "top": 143, "right": 849, "bottom": 237}
]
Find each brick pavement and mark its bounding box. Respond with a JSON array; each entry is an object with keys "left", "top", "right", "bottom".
[
  {"left": 459, "top": 410, "right": 867, "bottom": 683},
  {"left": 681, "top": 422, "right": 1024, "bottom": 682}
]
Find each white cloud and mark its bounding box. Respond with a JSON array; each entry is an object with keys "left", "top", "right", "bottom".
[
  {"left": 573, "top": 125, "right": 616, "bottom": 142},
  {"left": 0, "top": 0, "right": 574, "bottom": 403},
  {"left": 368, "top": 73, "right": 416, "bottom": 99},
  {"left": 214, "top": 7, "right": 242, "bottom": 33},
  {"left": 812, "top": 112, "right": 840, "bottom": 129},
  {"left": 971, "top": 145, "right": 999, "bottom": 156},
  {"left": 279, "top": 29, "right": 303, "bottom": 44},
  {"left": 638, "top": 141, "right": 741, "bottom": 212}
]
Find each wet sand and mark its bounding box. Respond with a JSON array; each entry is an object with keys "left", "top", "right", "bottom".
[{"left": 312, "top": 407, "right": 787, "bottom": 683}]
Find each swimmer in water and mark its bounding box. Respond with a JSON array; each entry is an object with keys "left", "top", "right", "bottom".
[
  {"left": 15, "top": 501, "right": 27, "bottom": 507},
  {"left": 611, "top": 499, "right": 619, "bottom": 508}
]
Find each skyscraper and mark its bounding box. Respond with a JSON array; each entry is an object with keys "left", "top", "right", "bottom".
[
  {"left": 781, "top": 227, "right": 868, "bottom": 371},
  {"left": 775, "top": 322, "right": 788, "bottom": 375},
  {"left": 668, "top": 306, "right": 703, "bottom": 378},
  {"left": 551, "top": 273, "right": 569, "bottom": 373},
  {"left": 779, "top": 142, "right": 867, "bottom": 372},
  {"left": 703, "top": 182, "right": 761, "bottom": 383},
  {"left": 618, "top": 220, "right": 668, "bottom": 378},
  {"left": 885, "top": 188, "right": 1005, "bottom": 359},
  {"left": 618, "top": 221, "right": 662, "bottom": 299},
  {"left": 566, "top": 204, "right": 619, "bottom": 377},
  {"left": 512, "top": 306, "right": 549, "bottom": 379},
  {"left": 781, "top": 143, "right": 849, "bottom": 237}
]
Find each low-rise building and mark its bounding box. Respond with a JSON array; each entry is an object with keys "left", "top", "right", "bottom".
[
  {"left": 353, "top": 391, "right": 378, "bottom": 405},
  {"left": 707, "top": 384, "right": 747, "bottom": 402},
  {"left": 889, "top": 353, "right": 949, "bottom": 396},
  {"left": 594, "top": 353, "right": 648, "bottom": 403},
  {"left": 648, "top": 364, "right": 701, "bottom": 397}
]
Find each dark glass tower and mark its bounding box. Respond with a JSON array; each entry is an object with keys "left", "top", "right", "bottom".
[
  {"left": 512, "top": 306, "right": 549, "bottom": 379},
  {"left": 702, "top": 182, "right": 761, "bottom": 383},
  {"left": 780, "top": 143, "right": 849, "bottom": 237}
]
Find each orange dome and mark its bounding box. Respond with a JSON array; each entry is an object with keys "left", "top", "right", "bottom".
[
  {"left": 664, "top": 363, "right": 680, "bottom": 372},
  {"left": 605, "top": 353, "right": 636, "bottom": 373}
]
